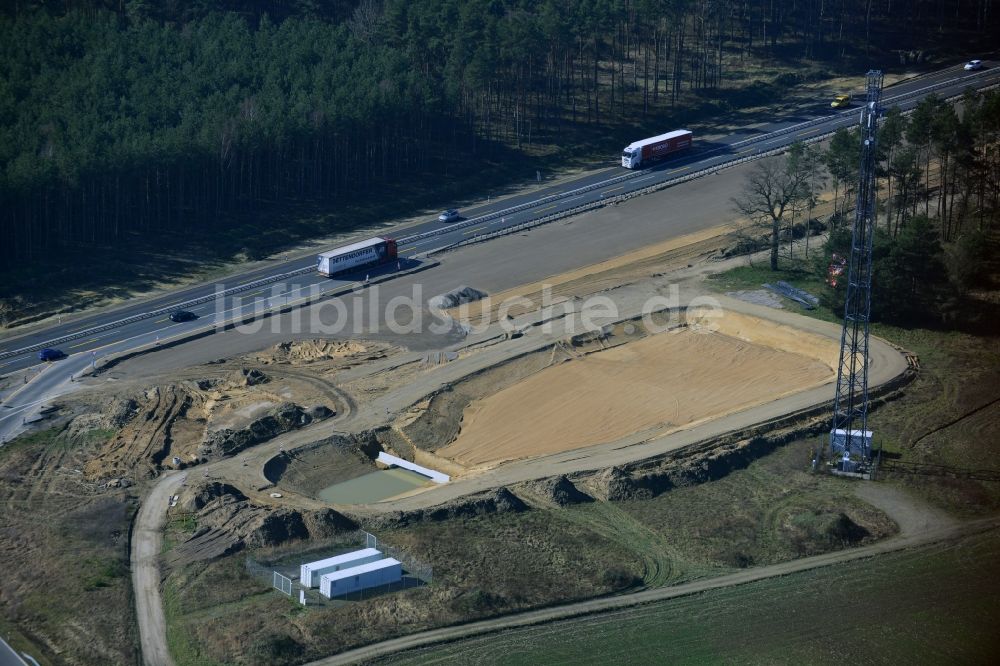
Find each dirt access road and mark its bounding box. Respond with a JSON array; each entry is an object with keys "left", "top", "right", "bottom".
[
  {"left": 133, "top": 472, "right": 184, "bottom": 666},
  {"left": 311, "top": 488, "right": 998, "bottom": 666},
  {"left": 128, "top": 288, "right": 910, "bottom": 666},
  {"left": 128, "top": 275, "right": 911, "bottom": 663},
  {"left": 123, "top": 206, "right": 905, "bottom": 664}
]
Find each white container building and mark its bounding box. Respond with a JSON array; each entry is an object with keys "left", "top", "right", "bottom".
[
  {"left": 299, "top": 548, "right": 383, "bottom": 588},
  {"left": 319, "top": 558, "right": 402, "bottom": 598},
  {"left": 830, "top": 428, "right": 873, "bottom": 454}
]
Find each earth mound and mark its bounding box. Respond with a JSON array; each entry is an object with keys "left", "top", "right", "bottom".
[
  {"left": 517, "top": 475, "right": 594, "bottom": 506},
  {"left": 201, "top": 402, "right": 319, "bottom": 458},
  {"left": 260, "top": 339, "right": 368, "bottom": 364},
  {"left": 168, "top": 482, "right": 357, "bottom": 564},
  {"left": 365, "top": 487, "right": 528, "bottom": 529},
  {"left": 86, "top": 380, "right": 333, "bottom": 482},
  {"left": 429, "top": 285, "right": 488, "bottom": 310}
]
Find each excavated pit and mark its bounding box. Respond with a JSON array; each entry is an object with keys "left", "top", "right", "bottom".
[
  {"left": 263, "top": 307, "right": 843, "bottom": 505},
  {"left": 263, "top": 433, "right": 435, "bottom": 505},
  {"left": 402, "top": 308, "right": 840, "bottom": 469}
]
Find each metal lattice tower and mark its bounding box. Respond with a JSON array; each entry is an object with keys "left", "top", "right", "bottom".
[{"left": 829, "top": 70, "right": 883, "bottom": 470}]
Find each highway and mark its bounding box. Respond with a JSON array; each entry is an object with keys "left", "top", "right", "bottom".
[
  {"left": 0, "top": 63, "right": 997, "bottom": 385},
  {"left": 0, "top": 637, "right": 28, "bottom": 666},
  {"left": 0, "top": 61, "right": 980, "bottom": 666}
]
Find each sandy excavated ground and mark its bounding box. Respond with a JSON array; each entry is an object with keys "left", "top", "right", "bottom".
[
  {"left": 83, "top": 340, "right": 393, "bottom": 482},
  {"left": 691, "top": 307, "right": 842, "bottom": 371},
  {"left": 447, "top": 225, "right": 732, "bottom": 325},
  {"left": 438, "top": 319, "right": 837, "bottom": 467},
  {"left": 249, "top": 339, "right": 370, "bottom": 365}
]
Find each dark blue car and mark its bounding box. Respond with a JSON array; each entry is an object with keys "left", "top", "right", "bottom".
[
  {"left": 38, "top": 348, "right": 66, "bottom": 361},
  {"left": 169, "top": 310, "right": 199, "bottom": 323}
]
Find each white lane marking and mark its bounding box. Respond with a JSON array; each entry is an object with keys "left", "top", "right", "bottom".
[
  {"left": 0, "top": 356, "right": 28, "bottom": 369},
  {"left": 79, "top": 276, "right": 360, "bottom": 362},
  {"left": 0, "top": 393, "right": 66, "bottom": 422}
]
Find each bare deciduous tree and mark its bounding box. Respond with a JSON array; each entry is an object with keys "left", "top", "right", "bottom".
[
  {"left": 349, "top": 0, "right": 384, "bottom": 45},
  {"left": 732, "top": 156, "right": 809, "bottom": 270}
]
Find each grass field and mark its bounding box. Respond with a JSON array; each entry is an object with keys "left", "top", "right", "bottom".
[
  {"left": 376, "top": 528, "right": 1000, "bottom": 665},
  {"left": 615, "top": 437, "right": 896, "bottom": 573},
  {"left": 0, "top": 425, "right": 137, "bottom": 665},
  {"left": 709, "top": 257, "right": 1000, "bottom": 516},
  {"left": 161, "top": 508, "right": 647, "bottom": 665},
  {"left": 162, "top": 433, "right": 903, "bottom": 665}
]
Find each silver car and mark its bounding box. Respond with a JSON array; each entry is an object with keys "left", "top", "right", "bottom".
[
  {"left": 438, "top": 209, "right": 460, "bottom": 223},
  {"left": 964, "top": 59, "right": 983, "bottom": 71}
]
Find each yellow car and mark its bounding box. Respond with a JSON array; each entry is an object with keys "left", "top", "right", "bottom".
[{"left": 831, "top": 94, "right": 852, "bottom": 108}]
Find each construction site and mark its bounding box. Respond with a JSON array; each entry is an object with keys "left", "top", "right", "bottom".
[
  {"left": 2, "top": 71, "right": 999, "bottom": 666},
  {"left": 0, "top": 219, "right": 930, "bottom": 664}
]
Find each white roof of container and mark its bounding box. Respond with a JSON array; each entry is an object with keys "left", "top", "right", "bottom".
[
  {"left": 321, "top": 557, "right": 401, "bottom": 582},
  {"left": 626, "top": 129, "right": 692, "bottom": 151},
  {"left": 318, "top": 237, "right": 386, "bottom": 259},
  {"left": 303, "top": 548, "right": 381, "bottom": 571}
]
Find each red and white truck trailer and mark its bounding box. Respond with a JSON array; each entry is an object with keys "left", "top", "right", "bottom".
[
  {"left": 317, "top": 236, "right": 397, "bottom": 277},
  {"left": 621, "top": 129, "right": 693, "bottom": 169}
]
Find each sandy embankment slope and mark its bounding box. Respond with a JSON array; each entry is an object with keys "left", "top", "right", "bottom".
[{"left": 439, "top": 314, "right": 838, "bottom": 466}]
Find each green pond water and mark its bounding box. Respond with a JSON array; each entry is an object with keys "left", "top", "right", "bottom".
[{"left": 318, "top": 467, "right": 431, "bottom": 504}]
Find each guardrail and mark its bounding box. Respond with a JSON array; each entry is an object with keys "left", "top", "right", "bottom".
[
  {"left": 0, "top": 262, "right": 318, "bottom": 361},
  {"left": 402, "top": 68, "right": 993, "bottom": 248},
  {"left": 715, "top": 67, "right": 991, "bottom": 153},
  {"left": 429, "top": 153, "right": 778, "bottom": 253},
  {"left": 432, "top": 139, "right": 816, "bottom": 254},
  {"left": 433, "top": 69, "right": 996, "bottom": 255},
  {"left": 81, "top": 259, "right": 440, "bottom": 376},
  {"left": 3, "top": 68, "right": 994, "bottom": 363},
  {"left": 397, "top": 168, "right": 652, "bottom": 245}
]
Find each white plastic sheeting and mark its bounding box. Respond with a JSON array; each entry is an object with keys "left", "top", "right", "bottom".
[{"left": 376, "top": 452, "right": 449, "bottom": 484}]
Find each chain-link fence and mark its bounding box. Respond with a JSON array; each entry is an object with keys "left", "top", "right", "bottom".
[
  {"left": 378, "top": 541, "right": 433, "bottom": 584},
  {"left": 244, "top": 530, "right": 432, "bottom": 605},
  {"left": 244, "top": 556, "right": 271, "bottom": 581},
  {"left": 273, "top": 571, "right": 292, "bottom": 595}
]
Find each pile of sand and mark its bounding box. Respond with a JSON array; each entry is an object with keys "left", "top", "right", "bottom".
[
  {"left": 262, "top": 340, "right": 367, "bottom": 363},
  {"left": 438, "top": 326, "right": 836, "bottom": 466}
]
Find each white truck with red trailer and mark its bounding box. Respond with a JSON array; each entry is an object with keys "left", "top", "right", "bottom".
[
  {"left": 317, "top": 236, "right": 398, "bottom": 277},
  {"left": 621, "top": 129, "right": 693, "bottom": 169}
]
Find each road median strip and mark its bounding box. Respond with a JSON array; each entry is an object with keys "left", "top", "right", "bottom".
[
  {"left": 86, "top": 261, "right": 439, "bottom": 376},
  {"left": 4, "top": 70, "right": 994, "bottom": 365}
]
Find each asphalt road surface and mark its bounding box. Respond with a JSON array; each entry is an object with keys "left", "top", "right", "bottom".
[
  {"left": 1, "top": 62, "right": 996, "bottom": 379},
  {"left": 0, "top": 637, "right": 28, "bottom": 666},
  {"left": 4, "top": 57, "right": 995, "bottom": 666}
]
